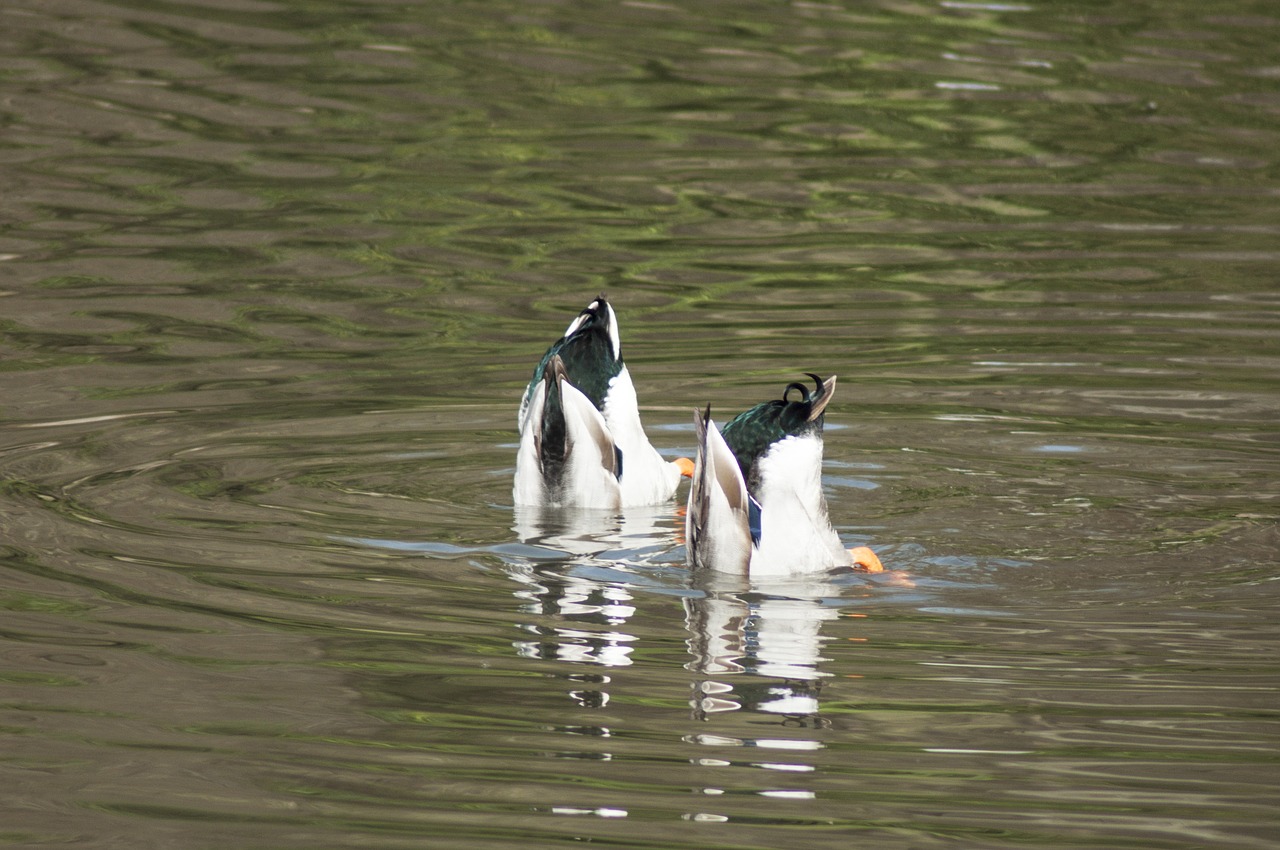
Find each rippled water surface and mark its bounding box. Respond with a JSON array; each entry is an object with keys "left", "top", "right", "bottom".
[{"left": 3, "top": 1, "right": 1279, "bottom": 848}]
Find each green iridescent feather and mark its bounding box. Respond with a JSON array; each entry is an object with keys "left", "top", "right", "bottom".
[{"left": 719, "top": 373, "right": 831, "bottom": 492}]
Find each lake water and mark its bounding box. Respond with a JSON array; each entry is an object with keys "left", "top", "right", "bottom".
[{"left": 2, "top": 1, "right": 1278, "bottom": 848}]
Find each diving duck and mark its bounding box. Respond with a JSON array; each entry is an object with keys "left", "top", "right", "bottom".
[
  {"left": 514, "top": 295, "right": 693, "bottom": 509},
  {"left": 686, "top": 374, "right": 883, "bottom": 575}
]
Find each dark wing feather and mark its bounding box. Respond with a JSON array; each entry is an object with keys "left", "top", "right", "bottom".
[{"left": 524, "top": 295, "right": 622, "bottom": 412}]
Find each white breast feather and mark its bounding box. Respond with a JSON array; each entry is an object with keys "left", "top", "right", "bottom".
[
  {"left": 749, "top": 434, "right": 851, "bottom": 576},
  {"left": 602, "top": 366, "right": 681, "bottom": 506}
]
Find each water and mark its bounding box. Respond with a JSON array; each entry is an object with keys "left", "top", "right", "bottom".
[{"left": 2, "top": 0, "right": 1278, "bottom": 847}]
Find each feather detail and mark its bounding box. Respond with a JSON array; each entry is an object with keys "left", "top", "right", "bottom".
[
  {"left": 687, "top": 406, "right": 754, "bottom": 573},
  {"left": 514, "top": 354, "right": 622, "bottom": 509},
  {"left": 686, "top": 374, "right": 855, "bottom": 575},
  {"left": 514, "top": 295, "right": 689, "bottom": 508}
]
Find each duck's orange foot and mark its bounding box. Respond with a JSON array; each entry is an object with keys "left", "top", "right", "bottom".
[{"left": 848, "top": 546, "right": 884, "bottom": 573}]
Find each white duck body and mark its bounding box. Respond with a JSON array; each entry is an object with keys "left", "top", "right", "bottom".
[
  {"left": 748, "top": 430, "right": 850, "bottom": 577},
  {"left": 514, "top": 355, "right": 622, "bottom": 509},
  {"left": 686, "top": 374, "right": 854, "bottom": 576},
  {"left": 514, "top": 295, "right": 688, "bottom": 509}
]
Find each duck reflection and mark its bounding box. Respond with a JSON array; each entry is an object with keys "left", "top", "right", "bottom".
[
  {"left": 508, "top": 505, "right": 680, "bottom": 709},
  {"left": 512, "top": 503, "right": 677, "bottom": 563},
  {"left": 508, "top": 505, "right": 886, "bottom": 807},
  {"left": 511, "top": 571, "right": 638, "bottom": 671},
  {"left": 685, "top": 570, "right": 843, "bottom": 726},
  {"left": 681, "top": 569, "right": 870, "bottom": 813}
]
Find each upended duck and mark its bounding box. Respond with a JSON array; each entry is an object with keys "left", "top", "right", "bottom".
[
  {"left": 514, "top": 295, "right": 693, "bottom": 509},
  {"left": 686, "top": 374, "right": 883, "bottom": 576}
]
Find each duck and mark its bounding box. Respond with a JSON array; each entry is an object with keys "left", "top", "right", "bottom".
[
  {"left": 686, "top": 373, "right": 883, "bottom": 576},
  {"left": 514, "top": 295, "right": 693, "bottom": 509}
]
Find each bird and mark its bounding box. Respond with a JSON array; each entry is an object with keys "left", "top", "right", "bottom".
[
  {"left": 514, "top": 295, "right": 693, "bottom": 509},
  {"left": 686, "top": 373, "right": 883, "bottom": 576}
]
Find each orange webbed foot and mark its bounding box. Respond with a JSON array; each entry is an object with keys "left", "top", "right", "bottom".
[{"left": 848, "top": 546, "right": 884, "bottom": 573}]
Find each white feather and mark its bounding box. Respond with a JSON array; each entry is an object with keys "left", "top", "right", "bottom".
[
  {"left": 748, "top": 434, "right": 850, "bottom": 576},
  {"left": 686, "top": 413, "right": 753, "bottom": 572},
  {"left": 602, "top": 365, "right": 682, "bottom": 507},
  {"left": 514, "top": 369, "right": 623, "bottom": 509},
  {"left": 513, "top": 380, "right": 548, "bottom": 506},
  {"left": 557, "top": 380, "right": 623, "bottom": 509}
]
